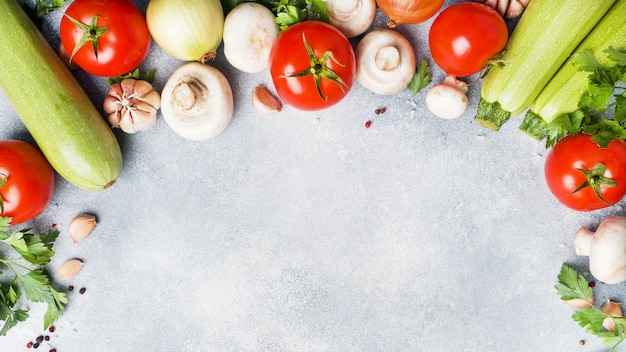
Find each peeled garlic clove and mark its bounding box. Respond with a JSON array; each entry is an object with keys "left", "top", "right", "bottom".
[
  {"left": 252, "top": 85, "right": 282, "bottom": 114},
  {"left": 57, "top": 259, "right": 83, "bottom": 280},
  {"left": 601, "top": 300, "right": 623, "bottom": 332},
  {"left": 563, "top": 296, "right": 595, "bottom": 308},
  {"left": 69, "top": 213, "right": 97, "bottom": 243}
]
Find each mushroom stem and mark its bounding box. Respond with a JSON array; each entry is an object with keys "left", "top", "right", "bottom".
[
  {"left": 375, "top": 46, "right": 401, "bottom": 71},
  {"left": 171, "top": 79, "right": 206, "bottom": 113},
  {"left": 574, "top": 227, "right": 594, "bottom": 256}
]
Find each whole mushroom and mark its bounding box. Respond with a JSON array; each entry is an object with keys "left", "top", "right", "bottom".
[{"left": 574, "top": 215, "right": 626, "bottom": 284}]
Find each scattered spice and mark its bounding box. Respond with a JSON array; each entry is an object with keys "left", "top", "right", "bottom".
[
  {"left": 589, "top": 281, "right": 596, "bottom": 288},
  {"left": 365, "top": 120, "right": 372, "bottom": 128},
  {"left": 375, "top": 107, "right": 387, "bottom": 115},
  {"left": 79, "top": 287, "right": 86, "bottom": 294},
  {"left": 68, "top": 285, "right": 74, "bottom": 292},
  {"left": 33, "top": 342, "right": 39, "bottom": 348},
  {"left": 36, "top": 335, "right": 44, "bottom": 343},
  {"left": 50, "top": 349, "right": 57, "bottom": 352},
  {"left": 48, "top": 326, "right": 55, "bottom": 333},
  {"left": 26, "top": 341, "right": 33, "bottom": 348},
  {"left": 579, "top": 339, "right": 585, "bottom": 346}
]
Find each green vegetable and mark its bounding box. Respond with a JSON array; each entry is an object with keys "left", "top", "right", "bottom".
[
  {"left": 475, "top": 0, "right": 615, "bottom": 130},
  {"left": 520, "top": 47, "right": 626, "bottom": 147},
  {"left": 555, "top": 263, "right": 626, "bottom": 351},
  {"left": 519, "top": 0, "right": 626, "bottom": 147},
  {"left": 19, "top": 0, "right": 65, "bottom": 18},
  {"left": 253, "top": 0, "right": 330, "bottom": 31},
  {"left": 408, "top": 60, "right": 432, "bottom": 95},
  {"left": 0, "top": 0, "right": 123, "bottom": 190},
  {"left": 0, "top": 216, "right": 67, "bottom": 335}
]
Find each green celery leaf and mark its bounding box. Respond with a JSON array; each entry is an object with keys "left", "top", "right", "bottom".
[
  {"left": 0, "top": 309, "right": 29, "bottom": 336},
  {"left": 8, "top": 277, "right": 20, "bottom": 305},
  {"left": 20, "top": 269, "right": 53, "bottom": 304},
  {"left": 0, "top": 217, "right": 11, "bottom": 236},
  {"left": 606, "top": 46, "right": 626, "bottom": 66},
  {"left": 408, "top": 60, "right": 432, "bottom": 95},
  {"left": 555, "top": 264, "right": 593, "bottom": 302},
  {"left": 572, "top": 308, "right": 607, "bottom": 334},
  {"left": 308, "top": 0, "right": 329, "bottom": 23},
  {"left": 615, "top": 95, "right": 626, "bottom": 124},
  {"left": 1, "top": 231, "right": 28, "bottom": 253}
]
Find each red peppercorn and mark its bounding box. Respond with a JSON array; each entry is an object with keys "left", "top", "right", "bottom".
[
  {"left": 68, "top": 285, "right": 74, "bottom": 291},
  {"left": 365, "top": 120, "right": 372, "bottom": 128},
  {"left": 589, "top": 281, "right": 596, "bottom": 288},
  {"left": 49, "top": 349, "right": 57, "bottom": 352},
  {"left": 26, "top": 341, "right": 33, "bottom": 348},
  {"left": 48, "top": 326, "right": 56, "bottom": 333}
]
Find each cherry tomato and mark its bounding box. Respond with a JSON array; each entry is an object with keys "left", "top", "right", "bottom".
[
  {"left": 544, "top": 134, "right": 626, "bottom": 212},
  {"left": 269, "top": 21, "right": 356, "bottom": 111},
  {"left": 428, "top": 2, "right": 508, "bottom": 77},
  {"left": 59, "top": 0, "right": 151, "bottom": 77},
  {"left": 0, "top": 140, "right": 55, "bottom": 225}
]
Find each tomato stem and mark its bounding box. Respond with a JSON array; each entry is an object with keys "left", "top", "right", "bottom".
[
  {"left": 64, "top": 14, "right": 107, "bottom": 63},
  {"left": 281, "top": 32, "right": 349, "bottom": 101},
  {"left": 572, "top": 163, "right": 618, "bottom": 204}
]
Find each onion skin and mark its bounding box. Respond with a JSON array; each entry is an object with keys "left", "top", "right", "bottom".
[
  {"left": 146, "top": 0, "right": 224, "bottom": 62},
  {"left": 376, "top": 0, "right": 445, "bottom": 27}
]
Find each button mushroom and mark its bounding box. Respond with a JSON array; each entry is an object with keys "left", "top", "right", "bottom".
[
  {"left": 574, "top": 215, "right": 626, "bottom": 284},
  {"left": 355, "top": 28, "right": 416, "bottom": 95},
  {"left": 325, "top": 0, "right": 377, "bottom": 38},
  {"left": 160, "top": 62, "right": 234, "bottom": 141},
  {"left": 425, "top": 75, "right": 469, "bottom": 119}
]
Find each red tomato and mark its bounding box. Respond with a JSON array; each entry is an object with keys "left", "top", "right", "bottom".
[
  {"left": 544, "top": 134, "right": 626, "bottom": 212},
  {"left": 0, "top": 140, "right": 55, "bottom": 225},
  {"left": 269, "top": 21, "right": 356, "bottom": 111},
  {"left": 428, "top": 2, "right": 508, "bottom": 77},
  {"left": 59, "top": 0, "right": 151, "bottom": 77}
]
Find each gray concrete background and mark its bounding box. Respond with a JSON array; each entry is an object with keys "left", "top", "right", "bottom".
[{"left": 1, "top": 0, "right": 624, "bottom": 351}]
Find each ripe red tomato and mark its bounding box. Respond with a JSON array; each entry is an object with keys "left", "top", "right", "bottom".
[
  {"left": 59, "top": 0, "right": 151, "bottom": 77},
  {"left": 428, "top": 2, "right": 508, "bottom": 77},
  {"left": 269, "top": 21, "right": 356, "bottom": 111},
  {"left": 544, "top": 134, "right": 626, "bottom": 212},
  {"left": 0, "top": 140, "right": 55, "bottom": 225}
]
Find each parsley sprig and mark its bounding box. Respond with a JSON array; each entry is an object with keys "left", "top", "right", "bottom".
[
  {"left": 527, "top": 47, "right": 626, "bottom": 148},
  {"left": 555, "top": 264, "right": 626, "bottom": 351},
  {"left": 407, "top": 60, "right": 432, "bottom": 95},
  {"left": 253, "top": 0, "right": 329, "bottom": 31},
  {"left": 0, "top": 217, "right": 67, "bottom": 335}
]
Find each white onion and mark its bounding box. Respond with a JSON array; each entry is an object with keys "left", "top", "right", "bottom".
[{"left": 146, "top": 0, "right": 225, "bottom": 62}]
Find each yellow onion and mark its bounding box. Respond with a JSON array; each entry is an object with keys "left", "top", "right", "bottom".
[
  {"left": 146, "top": 0, "right": 224, "bottom": 62},
  {"left": 376, "top": 0, "right": 445, "bottom": 27}
]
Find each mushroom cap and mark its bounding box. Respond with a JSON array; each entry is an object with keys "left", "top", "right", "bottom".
[{"left": 589, "top": 215, "right": 626, "bottom": 284}]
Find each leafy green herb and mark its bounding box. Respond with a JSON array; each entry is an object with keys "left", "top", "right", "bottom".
[
  {"left": 407, "top": 60, "right": 432, "bottom": 95},
  {"left": 0, "top": 216, "right": 67, "bottom": 335},
  {"left": 106, "top": 69, "right": 156, "bottom": 86},
  {"left": 555, "top": 263, "right": 626, "bottom": 351},
  {"left": 528, "top": 47, "right": 626, "bottom": 148},
  {"left": 19, "top": 0, "right": 65, "bottom": 18},
  {"left": 265, "top": 0, "right": 330, "bottom": 31},
  {"left": 0, "top": 174, "right": 6, "bottom": 215}
]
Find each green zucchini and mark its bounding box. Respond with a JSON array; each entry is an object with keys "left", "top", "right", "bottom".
[
  {"left": 0, "top": 0, "right": 122, "bottom": 191},
  {"left": 475, "top": 0, "right": 615, "bottom": 130},
  {"left": 525, "top": 0, "right": 626, "bottom": 125}
]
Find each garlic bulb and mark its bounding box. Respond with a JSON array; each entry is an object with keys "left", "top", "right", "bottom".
[
  {"left": 376, "top": 0, "right": 445, "bottom": 28},
  {"left": 103, "top": 79, "right": 161, "bottom": 134},
  {"left": 474, "top": 0, "right": 530, "bottom": 18}
]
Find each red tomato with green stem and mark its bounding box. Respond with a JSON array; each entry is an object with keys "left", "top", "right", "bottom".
[
  {"left": 59, "top": 0, "right": 151, "bottom": 77},
  {"left": 428, "top": 2, "right": 508, "bottom": 77},
  {"left": 0, "top": 140, "right": 55, "bottom": 225},
  {"left": 544, "top": 133, "right": 626, "bottom": 212},
  {"left": 268, "top": 21, "right": 356, "bottom": 111}
]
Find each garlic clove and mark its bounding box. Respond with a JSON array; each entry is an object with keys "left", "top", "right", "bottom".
[
  {"left": 68, "top": 213, "right": 97, "bottom": 243},
  {"left": 57, "top": 259, "right": 83, "bottom": 280},
  {"left": 563, "top": 296, "right": 595, "bottom": 308},
  {"left": 252, "top": 85, "right": 282, "bottom": 114},
  {"left": 601, "top": 300, "right": 623, "bottom": 332}
]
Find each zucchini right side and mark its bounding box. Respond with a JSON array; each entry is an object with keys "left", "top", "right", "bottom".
[
  {"left": 0, "top": 0, "right": 123, "bottom": 191},
  {"left": 475, "top": 0, "right": 615, "bottom": 130}
]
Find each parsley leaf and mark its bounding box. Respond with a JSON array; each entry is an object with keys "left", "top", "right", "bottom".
[
  {"left": 0, "top": 218, "right": 67, "bottom": 334},
  {"left": 407, "top": 60, "right": 432, "bottom": 95},
  {"left": 555, "top": 264, "right": 626, "bottom": 351},
  {"left": 269, "top": 0, "right": 330, "bottom": 31},
  {"left": 106, "top": 68, "right": 156, "bottom": 86}
]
